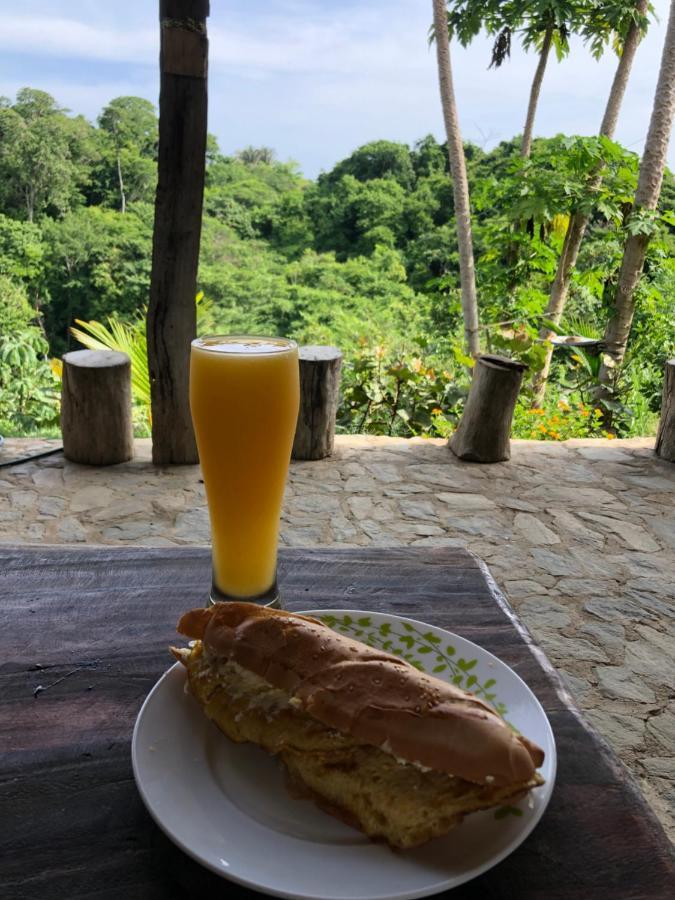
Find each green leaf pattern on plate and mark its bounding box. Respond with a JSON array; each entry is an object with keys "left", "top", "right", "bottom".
[{"left": 319, "top": 614, "right": 508, "bottom": 717}]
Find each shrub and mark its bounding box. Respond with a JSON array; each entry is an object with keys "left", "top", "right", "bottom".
[
  {"left": 511, "top": 398, "right": 613, "bottom": 440},
  {"left": 0, "top": 276, "right": 59, "bottom": 434},
  {"left": 338, "top": 341, "right": 467, "bottom": 438}
]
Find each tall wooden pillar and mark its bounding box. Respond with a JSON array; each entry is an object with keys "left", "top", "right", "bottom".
[
  {"left": 655, "top": 359, "right": 675, "bottom": 462},
  {"left": 147, "top": 0, "right": 209, "bottom": 465}
]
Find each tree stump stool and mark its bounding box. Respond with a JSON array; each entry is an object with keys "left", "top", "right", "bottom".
[
  {"left": 292, "top": 345, "right": 343, "bottom": 460},
  {"left": 61, "top": 350, "right": 134, "bottom": 465},
  {"left": 655, "top": 359, "right": 675, "bottom": 462},
  {"left": 449, "top": 354, "right": 526, "bottom": 463}
]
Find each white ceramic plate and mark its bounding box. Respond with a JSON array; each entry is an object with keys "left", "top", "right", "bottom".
[{"left": 132, "top": 610, "right": 556, "bottom": 900}]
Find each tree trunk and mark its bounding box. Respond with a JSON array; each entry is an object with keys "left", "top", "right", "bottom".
[
  {"left": 25, "top": 185, "right": 34, "bottom": 223},
  {"left": 116, "top": 150, "right": 126, "bottom": 214},
  {"left": 147, "top": 0, "right": 209, "bottom": 465},
  {"left": 61, "top": 349, "right": 134, "bottom": 465},
  {"left": 432, "top": 0, "right": 480, "bottom": 357},
  {"left": 292, "top": 346, "right": 343, "bottom": 460},
  {"left": 521, "top": 27, "right": 553, "bottom": 159},
  {"left": 449, "top": 355, "right": 526, "bottom": 463},
  {"left": 531, "top": 1, "right": 649, "bottom": 406},
  {"left": 600, "top": 0, "right": 649, "bottom": 138},
  {"left": 655, "top": 359, "right": 675, "bottom": 461},
  {"left": 597, "top": 0, "right": 675, "bottom": 397}
]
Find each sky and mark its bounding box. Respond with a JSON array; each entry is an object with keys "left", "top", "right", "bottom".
[{"left": 0, "top": 0, "right": 672, "bottom": 178}]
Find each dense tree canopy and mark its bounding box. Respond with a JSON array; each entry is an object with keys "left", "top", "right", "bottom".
[
  {"left": 0, "top": 87, "right": 672, "bottom": 440},
  {"left": 96, "top": 96, "right": 157, "bottom": 211},
  {"left": 0, "top": 89, "right": 95, "bottom": 221}
]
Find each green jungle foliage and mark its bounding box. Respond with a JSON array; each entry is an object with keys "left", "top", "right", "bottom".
[{"left": 0, "top": 88, "right": 673, "bottom": 438}]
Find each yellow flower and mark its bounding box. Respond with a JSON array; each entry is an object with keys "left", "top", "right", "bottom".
[
  {"left": 432, "top": 407, "right": 442, "bottom": 415},
  {"left": 580, "top": 410, "right": 589, "bottom": 418},
  {"left": 558, "top": 401, "right": 570, "bottom": 412},
  {"left": 605, "top": 432, "right": 616, "bottom": 440}
]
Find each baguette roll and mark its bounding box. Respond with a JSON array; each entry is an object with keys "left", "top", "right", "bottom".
[{"left": 176, "top": 603, "right": 544, "bottom": 787}]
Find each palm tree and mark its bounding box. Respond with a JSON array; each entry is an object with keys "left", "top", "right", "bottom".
[
  {"left": 447, "top": 2, "right": 591, "bottom": 158},
  {"left": 432, "top": 0, "right": 480, "bottom": 357},
  {"left": 531, "top": 0, "right": 651, "bottom": 405},
  {"left": 236, "top": 146, "right": 276, "bottom": 165},
  {"left": 596, "top": 0, "right": 675, "bottom": 401}
]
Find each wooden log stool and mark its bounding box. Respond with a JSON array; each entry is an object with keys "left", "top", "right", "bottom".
[
  {"left": 449, "top": 354, "right": 526, "bottom": 463},
  {"left": 292, "top": 345, "right": 343, "bottom": 460},
  {"left": 655, "top": 359, "right": 675, "bottom": 462},
  {"left": 61, "top": 350, "right": 134, "bottom": 465}
]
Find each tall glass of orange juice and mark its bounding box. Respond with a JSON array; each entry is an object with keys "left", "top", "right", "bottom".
[{"left": 189, "top": 335, "right": 299, "bottom": 606}]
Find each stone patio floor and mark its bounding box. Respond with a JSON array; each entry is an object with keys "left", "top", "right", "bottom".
[{"left": 1, "top": 435, "right": 673, "bottom": 839}]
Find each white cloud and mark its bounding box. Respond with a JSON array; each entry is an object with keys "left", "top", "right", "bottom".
[
  {"left": 0, "top": 15, "right": 156, "bottom": 63},
  {"left": 0, "top": 0, "right": 672, "bottom": 175},
  {"left": 0, "top": 6, "right": 428, "bottom": 76}
]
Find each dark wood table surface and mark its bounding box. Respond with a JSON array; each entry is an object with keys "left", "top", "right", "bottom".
[{"left": 1, "top": 545, "right": 673, "bottom": 900}]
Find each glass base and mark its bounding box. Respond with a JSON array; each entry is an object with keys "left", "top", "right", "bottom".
[{"left": 208, "top": 576, "right": 282, "bottom": 609}]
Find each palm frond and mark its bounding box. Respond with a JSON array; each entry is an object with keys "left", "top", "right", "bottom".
[
  {"left": 561, "top": 315, "right": 602, "bottom": 340},
  {"left": 69, "top": 293, "right": 205, "bottom": 429},
  {"left": 71, "top": 317, "right": 151, "bottom": 420}
]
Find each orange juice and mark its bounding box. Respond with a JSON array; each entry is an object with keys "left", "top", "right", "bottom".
[{"left": 190, "top": 336, "right": 299, "bottom": 600}]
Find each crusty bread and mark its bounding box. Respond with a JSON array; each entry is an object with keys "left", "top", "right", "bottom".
[
  {"left": 177, "top": 603, "right": 544, "bottom": 787},
  {"left": 173, "top": 641, "right": 544, "bottom": 849}
]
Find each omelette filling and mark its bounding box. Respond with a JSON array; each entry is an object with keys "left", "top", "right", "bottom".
[{"left": 175, "top": 642, "right": 543, "bottom": 849}]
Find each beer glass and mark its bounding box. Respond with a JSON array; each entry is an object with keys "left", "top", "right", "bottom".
[{"left": 189, "top": 335, "right": 299, "bottom": 607}]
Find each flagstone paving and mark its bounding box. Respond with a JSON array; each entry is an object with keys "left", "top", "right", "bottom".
[{"left": 1, "top": 434, "right": 673, "bottom": 838}]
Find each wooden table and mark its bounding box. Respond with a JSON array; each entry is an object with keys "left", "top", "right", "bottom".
[{"left": 1, "top": 545, "right": 673, "bottom": 899}]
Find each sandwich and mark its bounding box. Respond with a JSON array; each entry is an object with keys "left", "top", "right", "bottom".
[{"left": 172, "top": 603, "right": 545, "bottom": 849}]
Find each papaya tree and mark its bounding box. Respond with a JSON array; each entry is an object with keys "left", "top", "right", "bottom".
[
  {"left": 596, "top": 0, "right": 675, "bottom": 403},
  {"left": 532, "top": 0, "right": 652, "bottom": 405},
  {"left": 447, "top": 1, "right": 591, "bottom": 158}
]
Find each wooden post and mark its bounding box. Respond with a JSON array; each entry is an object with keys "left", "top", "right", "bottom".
[
  {"left": 292, "top": 346, "right": 343, "bottom": 460},
  {"left": 449, "top": 354, "right": 526, "bottom": 463},
  {"left": 655, "top": 359, "right": 675, "bottom": 462},
  {"left": 61, "top": 350, "right": 134, "bottom": 465},
  {"left": 146, "top": 0, "right": 209, "bottom": 465}
]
